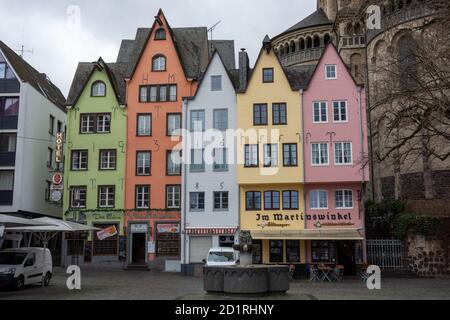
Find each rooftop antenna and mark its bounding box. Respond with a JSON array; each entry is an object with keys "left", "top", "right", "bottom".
[
  {"left": 15, "top": 45, "right": 33, "bottom": 58},
  {"left": 208, "top": 20, "right": 222, "bottom": 42}
]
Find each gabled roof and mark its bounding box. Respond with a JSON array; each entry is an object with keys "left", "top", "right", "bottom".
[
  {"left": 302, "top": 42, "right": 360, "bottom": 90},
  {"left": 186, "top": 50, "right": 238, "bottom": 100},
  {"left": 124, "top": 10, "right": 210, "bottom": 81},
  {"left": 0, "top": 40, "right": 66, "bottom": 111},
  {"left": 65, "top": 58, "right": 126, "bottom": 106},
  {"left": 274, "top": 8, "right": 332, "bottom": 40},
  {"left": 239, "top": 36, "right": 313, "bottom": 93},
  {"left": 208, "top": 40, "right": 236, "bottom": 70}
]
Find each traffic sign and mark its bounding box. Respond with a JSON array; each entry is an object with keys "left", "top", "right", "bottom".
[{"left": 52, "top": 172, "right": 63, "bottom": 185}]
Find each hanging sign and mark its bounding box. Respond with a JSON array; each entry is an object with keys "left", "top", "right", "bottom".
[
  {"left": 52, "top": 172, "right": 63, "bottom": 185},
  {"left": 55, "top": 132, "right": 64, "bottom": 163},
  {"left": 50, "top": 189, "right": 63, "bottom": 203},
  {"left": 97, "top": 225, "right": 118, "bottom": 241}
]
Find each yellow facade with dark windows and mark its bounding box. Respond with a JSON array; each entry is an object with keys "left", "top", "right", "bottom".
[{"left": 237, "top": 40, "right": 305, "bottom": 265}]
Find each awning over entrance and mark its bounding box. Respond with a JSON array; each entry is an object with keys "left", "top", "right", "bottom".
[{"left": 251, "top": 229, "right": 364, "bottom": 240}]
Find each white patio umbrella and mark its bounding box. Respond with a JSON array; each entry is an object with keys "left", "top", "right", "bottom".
[
  {"left": 7, "top": 217, "right": 99, "bottom": 287},
  {"left": 0, "top": 214, "right": 55, "bottom": 228}
]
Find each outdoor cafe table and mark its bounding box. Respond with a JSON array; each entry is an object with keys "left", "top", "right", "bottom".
[{"left": 319, "top": 266, "right": 335, "bottom": 282}]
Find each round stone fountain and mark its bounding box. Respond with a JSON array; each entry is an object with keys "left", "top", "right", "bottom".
[{"left": 203, "top": 231, "right": 290, "bottom": 294}]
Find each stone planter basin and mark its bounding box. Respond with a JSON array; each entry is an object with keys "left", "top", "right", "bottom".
[{"left": 204, "top": 265, "right": 289, "bottom": 294}]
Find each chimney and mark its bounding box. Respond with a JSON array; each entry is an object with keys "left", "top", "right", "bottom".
[{"left": 239, "top": 48, "right": 249, "bottom": 91}]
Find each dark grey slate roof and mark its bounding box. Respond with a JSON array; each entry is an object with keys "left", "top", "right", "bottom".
[
  {"left": 283, "top": 64, "right": 317, "bottom": 90},
  {"left": 66, "top": 60, "right": 127, "bottom": 106},
  {"left": 116, "top": 40, "right": 135, "bottom": 63},
  {"left": 278, "top": 8, "right": 332, "bottom": 37},
  {"left": 209, "top": 40, "right": 236, "bottom": 70},
  {"left": 120, "top": 27, "right": 210, "bottom": 80},
  {"left": 0, "top": 40, "right": 66, "bottom": 111},
  {"left": 228, "top": 69, "right": 241, "bottom": 90}
]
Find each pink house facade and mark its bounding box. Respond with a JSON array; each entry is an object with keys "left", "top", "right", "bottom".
[{"left": 302, "top": 44, "right": 369, "bottom": 275}]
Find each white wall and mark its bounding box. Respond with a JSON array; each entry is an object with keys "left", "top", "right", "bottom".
[
  {"left": 12, "top": 83, "right": 66, "bottom": 217},
  {"left": 182, "top": 54, "right": 239, "bottom": 264}
]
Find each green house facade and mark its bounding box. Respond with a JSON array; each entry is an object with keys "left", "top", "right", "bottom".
[{"left": 63, "top": 58, "right": 127, "bottom": 266}]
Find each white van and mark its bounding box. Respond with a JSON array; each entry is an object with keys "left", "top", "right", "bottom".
[
  {"left": 0, "top": 247, "right": 52, "bottom": 290},
  {"left": 205, "top": 248, "right": 238, "bottom": 267}
]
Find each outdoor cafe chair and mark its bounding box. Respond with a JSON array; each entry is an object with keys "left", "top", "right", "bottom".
[
  {"left": 309, "top": 265, "right": 320, "bottom": 282},
  {"left": 332, "top": 265, "right": 345, "bottom": 282}
]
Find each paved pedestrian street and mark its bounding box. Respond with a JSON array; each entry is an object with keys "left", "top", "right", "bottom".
[{"left": 0, "top": 268, "right": 449, "bottom": 300}]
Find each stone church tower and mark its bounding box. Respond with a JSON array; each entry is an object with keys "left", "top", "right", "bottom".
[{"left": 272, "top": 0, "right": 449, "bottom": 214}]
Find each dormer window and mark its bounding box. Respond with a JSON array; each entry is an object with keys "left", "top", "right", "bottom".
[
  {"left": 263, "top": 68, "right": 274, "bottom": 83},
  {"left": 152, "top": 55, "right": 166, "bottom": 72},
  {"left": 325, "top": 65, "right": 337, "bottom": 79},
  {"left": 155, "top": 28, "right": 166, "bottom": 40},
  {"left": 91, "top": 81, "right": 106, "bottom": 97}
]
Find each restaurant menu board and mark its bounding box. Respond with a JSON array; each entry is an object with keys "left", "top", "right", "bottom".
[
  {"left": 84, "top": 241, "right": 92, "bottom": 262},
  {"left": 119, "top": 236, "right": 126, "bottom": 261}
]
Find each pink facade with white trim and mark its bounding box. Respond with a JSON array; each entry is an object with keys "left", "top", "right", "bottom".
[{"left": 302, "top": 44, "right": 369, "bottom": 230}]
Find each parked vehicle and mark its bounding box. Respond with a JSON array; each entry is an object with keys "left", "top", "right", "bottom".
[
  {"left": 0, "top": 247, "right": 52, "bottom": 290},
  {"left": 205, "top": 248, "right": 238, "bottom": 267}
]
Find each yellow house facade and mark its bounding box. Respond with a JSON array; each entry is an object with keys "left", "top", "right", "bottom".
[{"left": 237, "top": 37, "right": 307, "bottom": 265}]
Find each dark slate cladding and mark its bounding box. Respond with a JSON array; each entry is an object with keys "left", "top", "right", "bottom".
[
  {"left": 116, "top": 40, "right": 135, "bottom": 63},
  {"left": 66, "top": 60, "right": 128, "bottom": 106},
  {"left": 209, "top": 40, "right": 236, "bottom": 70},
  {"left": 66, "top": 62, "right": 94, "bottom": 106},
  {"left": 283, "top": 64, "right": 317, "bottom": 90},
  {"left": 278, "top": 8, "right": 331, "bottom": 37},
  {"left": 227, "top": 69, "right": 241, "bottom": 90},
  {"left": 0, "top": 41, "right": 66, "bottom": 111},
  {"left": 116, "top": 27, "right": 211, "bottom": 80},
  {"left": 171, "top": 27, "right": 209, "bottom": 79}
]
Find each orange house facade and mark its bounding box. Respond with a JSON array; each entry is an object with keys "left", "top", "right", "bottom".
[{"left": 124, "top": 11, "right": 202, "bottom": 267}]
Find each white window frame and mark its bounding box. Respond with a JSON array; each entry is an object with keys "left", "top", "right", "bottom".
[
  {"left": 70, "top": 187, "right": 87, "bottom": 209},
  {"left": 211, "top": 75, "right": 223, "bottom": 91},
  {"left": 137, "top": 114, "right": 152, "bottom": 136},
  {"left": 334, "top": 142, "right": 353, "bottom": 165},
  {"left": 99, "top": 186, "right": 115, "bottom": 208},
  {"left": 71, "top": 150, "right": 88, "bottom": 171},
  {"left": 310, "top": 190, "right": 328, "bottom": 210},
  {"left": 311, "top": 143, "right": 329, "bottom": 166},
  {"left": 313, "top": 101, "right": 328, "bottom": 123},
  {"left": 167, "top": 185, "right": 181, "bottom": 209},
  {"left": 97, "top": 114, "right": 111, "bottom": 133},
  {"left": 335, "top": 189, "right": 354, "bottom": 209},
  {"left": 333, "top": 101, "right": 348, "bottom": 123},
  {"left": 213, "top": 191, "right": 229, "bottom": 211},
  {"left": 80, "top": 115, "right": 95, "bottom": 134},
  {"left": 325, "top": 64, "right": 337, "bottom": 80},
  {"left": 190, "top": 192, "right": 205, "bottom": 211},
  {"left": 100, "top": 150, "right": 116, "bottom": 170},
  {"left": 136, "top": 185, "right": 150, "bottom": 209}
]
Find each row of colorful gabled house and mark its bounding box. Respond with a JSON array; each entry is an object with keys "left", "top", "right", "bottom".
[{"left": 57, "top": 9, "right": 369, "bottom": 277}]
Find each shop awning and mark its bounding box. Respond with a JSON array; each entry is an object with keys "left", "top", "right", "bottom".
[{"left": 251, "top": 229, "right": 364, "bottom": 240}]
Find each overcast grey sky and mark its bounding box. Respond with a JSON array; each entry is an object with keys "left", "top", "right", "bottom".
[{"left": 0, "top": 0, "right": 316, "bottom": 96}]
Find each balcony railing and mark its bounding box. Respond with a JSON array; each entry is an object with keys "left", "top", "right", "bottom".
[
  {"left": 280, "top": 47, "right": 324, "bottom": 66},
  {"left": 340, "top": 35, "right": 366, "bottom": 48},
  {"left": 366, "top": 4, "right": 437, "bottom": 44},
  {"left": 0, "top": 152, "right": 16, "bottom": 167},
  {"left": 0, "top": 115, "right": 18, "bottom": 130},
  {"left": 0, "top": 190, "right": 13, "bottom": 206}
]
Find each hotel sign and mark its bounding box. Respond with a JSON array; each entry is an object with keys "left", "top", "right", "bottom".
[{"left": 55, "top": 132, "right": 64, "bottom": 163}]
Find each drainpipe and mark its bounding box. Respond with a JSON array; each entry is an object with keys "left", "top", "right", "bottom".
[
  {"left": 181, "top": 98, "right": 188, "bottom": 275},
  {"left": 300, "top": 88, "right": 309, "bottom": 265},
  {"left": 357, "top": 86, "right": 368, "bottom": 264}
]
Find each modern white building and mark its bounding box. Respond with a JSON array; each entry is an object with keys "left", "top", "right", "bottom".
[
  {"left": 181, "top": 51, "right": 239, "bottom": 275},
  {"left": 0, "top": 41, "right": 66, "bottom": 221}
]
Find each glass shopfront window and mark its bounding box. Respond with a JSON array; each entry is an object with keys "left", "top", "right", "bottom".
[
  {"left": 311, "top": 241, "right": 337, "bottom": 263},
  {"left": 252, "top": 240, "right": 263, "bottom": 264},
  {"left": 269, "top": 240, "right": 283, "bottom": 263},
  {"left": 286, "top": 240, "right": 300, "bottom": 263}
]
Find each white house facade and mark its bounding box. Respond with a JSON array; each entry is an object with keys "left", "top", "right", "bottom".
[
  {"left": 181, "top": 52, "right": 239, "bottom": 275},
  {"left": 0, "top": 41, "right": 66, "bottom": 220}
]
